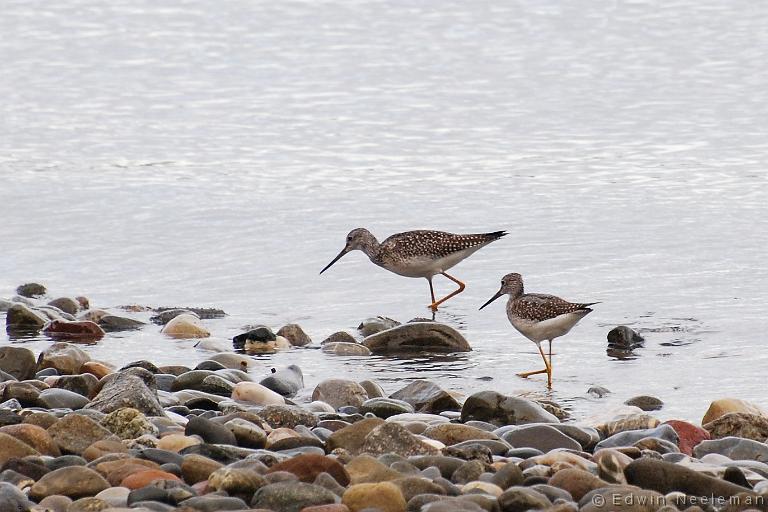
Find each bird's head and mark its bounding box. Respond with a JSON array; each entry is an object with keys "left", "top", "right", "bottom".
[
  {"left": 479, "top": 272, "right": 524, "bottom": 310},
  {"left": 320, "top": 228, "right": 376, "bottom": 274}
]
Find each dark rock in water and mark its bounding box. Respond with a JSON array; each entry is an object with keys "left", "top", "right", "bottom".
[
  {"left": 460, "top": 391, "right": 559, "bottom": 426},
  {"left": 363, "top": 322, "right": 471, "bottom": 353},
  {"left": 16, "top": 283, "right": 47, "bottom": 298},
  {"left": 47, "top": 298, "right": 81, "bottom": 316},
  {"left": 5, "top": 304, "right": 48, "bottom": 333},
  {"left": 185, "top": 415, "right": 237, "bottom": 445},
  {"left": 320, "top": 331, "right": 357, "bottom": 345},
  {"left": 389, "top": 380, "right": 461, "bottom": 414},
  {"left": 704, "top": 412, "right": 768, "bottom": 441},
  {"left": 276, "top": 324, "right": 312, "bottom": 347},
  {"left": 587, "top": 386, "right": 611, "bottom": 398},
  {"left": 624, "top": 395, "right": 664, "bottom": 411},
  {"left": 0, "top": 346, "right": 37, "bottom": 380},
  {"left": 98, "top": 315, "right": 145, "bottom": 332},
  {"left": 42, "top": 320, "right": 105, "bottom": 342},
  {"left": 154, "top": 306, "right": 226, "bottom": 321},
  {"left": 625, "top": 457, "right": 760, "bottom": 501},
  {"left": 607, "top": 325, "right": 644, "bottom": 354},
  {"left": 357, "top": 316, "right": 401, "bottom": 336},
  {"left": 150, "top": 309, "right": 196, "bottom": 326},
  {"left": 694, "top": 436, "right": 768, "bottom": 462},
  {"left": 259, "top": 365, "right": 304, "bottom": 397},
  {"left": 251, "top": 482, "right": 337, "bottom": 512},
  {"left": 85, "top": 368, "right": 165, "bottom": 417},
  {"left": 233, "top": 326, "right": 276, "bottom": 350}
]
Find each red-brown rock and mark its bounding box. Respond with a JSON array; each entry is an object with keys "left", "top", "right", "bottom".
[
  {"left": 267, "top": 454, "right": 350, "bottom": 486},
  {"left": 43, "top": 320, "right": 105, "bottom": 341},
  {"left": 120, "top": 469, "right": 181, "bottom": 489},
  {"left": 663, "top": 420, "right": 710, "bottom": 456}
]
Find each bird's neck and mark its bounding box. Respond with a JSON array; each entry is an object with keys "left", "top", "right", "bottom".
[{"left": 358, "top": 233, "right": 381, "bottom": 261}]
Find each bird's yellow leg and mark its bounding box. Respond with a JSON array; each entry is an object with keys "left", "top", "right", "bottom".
[
  {"left": 428, "top": 272, "right": 466, "bottom": 311},
  {"left": 517, "top": 343, "right": 551, "bottom": 379}
]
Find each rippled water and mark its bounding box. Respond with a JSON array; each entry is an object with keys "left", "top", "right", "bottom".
[{"left": 2, "top": 0, "right": 768, "bottom": 421}]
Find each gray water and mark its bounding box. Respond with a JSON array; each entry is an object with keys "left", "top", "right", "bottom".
[{"left": 2, "top": 0, "right": 767, "bottom": 422}]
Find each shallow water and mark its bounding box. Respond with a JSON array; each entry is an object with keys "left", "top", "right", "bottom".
[{"left": 2, "top": 0, "right": 768, "bottom": 422}]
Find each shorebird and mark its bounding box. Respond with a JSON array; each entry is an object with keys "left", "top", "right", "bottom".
[
  {"left": 320, "top": 228, "right": 506, "bottom": 311},
  {"left": 479, "top": 273, "right": 596, "bottom": 388}
]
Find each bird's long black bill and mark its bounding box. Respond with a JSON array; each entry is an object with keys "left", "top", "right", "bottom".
[
  {"left": 479, "top": 289, "right": 504, "bottom": 310},
  {"left": 319, "top": 248, "right": 348, "bottom": 274}
]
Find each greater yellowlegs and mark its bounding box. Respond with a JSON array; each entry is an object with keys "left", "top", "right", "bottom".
[
  {"left": 320, "top": 228, "right": 506, "bottom": 311},
  {"left": 479, "top": 273, "right": 596, "bottom": 388}
]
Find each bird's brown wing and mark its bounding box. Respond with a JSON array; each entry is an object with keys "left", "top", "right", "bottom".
[
  {"left": 511, "top": 293, "right": 596, "bottom": 322},
  {"left": 380, "top": 230, "right": 506, "bottom": 260}
]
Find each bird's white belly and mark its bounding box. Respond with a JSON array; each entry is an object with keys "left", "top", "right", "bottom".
[
  {"left": 384, "top": 247, "right": 483, "bottom": 278},
  {"left": 509, "top": 312, "right": 585, "bottom": 343}
]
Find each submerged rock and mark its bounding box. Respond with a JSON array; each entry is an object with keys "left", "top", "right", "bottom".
[
  {"left": 43, "top": 320, "right": 105, "bottom": 341},
  {"left": 161, "top": 314, "right": 210, "bottom": 339},
  {"left": 98, "top": 315, "right": 146, "bottom": 332},
  {"left": 358, "top": 316, "right": 401, "bottom": 336},
  {"left": 363, "top": 322, "right": 471, "bottom": 353},
  {"left": 16, "top": 282, "right": 47, "bottom": 298},
  {"left": 606, "top": 325, "right": 644, "bottom": 353},
  {"left": 276, "top": 324, "right": 312, "bottom": 347},
  {"left": 321, "top": 342, "right": 372, "bottom": 356},
  {"left": 47, "top": 297, "right": 81, "bottom": 315},
  {"left": 624, "top": 395, "right": 664, "bottom": 411},
  {"left": 6, "top": 304, "right": 48, "bottom": 332}
]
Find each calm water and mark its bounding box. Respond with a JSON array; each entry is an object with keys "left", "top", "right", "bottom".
[{"left": 2, "top": 0, "right": 767, "bottom": 422}]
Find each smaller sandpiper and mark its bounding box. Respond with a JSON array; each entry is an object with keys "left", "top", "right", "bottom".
[
  {"left": 320, "top": 228, "right": 506, "bottom": 311},
  {"left": 480, "top": 272, "right": 597, "bottom": 388}
]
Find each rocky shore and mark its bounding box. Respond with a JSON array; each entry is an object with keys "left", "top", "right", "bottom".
[{"left": 2, "top": 285, "right": 768, "bottom": 512}]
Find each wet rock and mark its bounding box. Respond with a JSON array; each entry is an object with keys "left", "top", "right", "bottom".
[
  {"left": 0, "top": 423, "right": 59, "bottom": 456},
  {"left": 29, "top": 466, "right": 110, "bottom": 500},
  {"left": 0, "top": 346, "right": 36, "bottom": 380},
  {"left": 233, "top": 325, "right": 276, "bottom": 350},
  {"left": 48, "top": 414, "right": 118, "bottom": 455},
  {"left": 702, "top": 398, "right": 767, "bottom": 425},
  {"left": 16, "top": 282, "right": 47, "bottom": 298},
  {"left": 268, "top": 454, "right": 350, "bottom": 486},
  {"left": 120, "top": 469, "right": 181, "bottom": 489},
  {"left": 390, "top": 381, "right": 461, "bottom": 414},
  {"left": 625, "top": 395, "right": 664, "bottom": 411},
  {"left": 392, "top": 476, "right": 446, "bottom": 501},
  {"left": 181, "top": 453, "right": 224, "bottom": 484},
  {"left": 251, "top": 482, "right": 337, "bottom": 512},
  {"left": 491, "top": 461, "right": 524, "bottom": 490},
  {"left": 704, "top": 412, "right": 768, "bottom": 441},
  {"left": 226, "top": 418, "right": 267, "bottom": 448},
  {"left": 231, "top": 382, "right": 285, "bottom": 406},
  {"left": 208, "top": 466, "right": 266, "bottom": 497},
  {"left": 78, "top": 309, "right": 110, "bottom": 323},
  {"left": 6, "top": 304, "right": 49, "bottom": 332},
  {"left": 321, "top": 342, "right": 372, "bottom": 356},
  {"left": 342, "top": 455, "right": 399, "bottom": 484},
  {"left": 607, "top": 325, "right": 644, "bottom": 351},
  {"left": 98, "top": 315, "right": 146, "bottom": 332},
  {"left": 625, "top": 457, "right": 759, "bottom": 501},
  {"left": 357, "top": 317, "right": 401, "bottom": 337},
  {"left": 343, "top": 482, "right": 407, "bottom": 512},
  {"left": 497, "top": 486, "right": 551, "bottom": 511},
  {"left": 161, "top": 313, "right": 210, "bottom": 339},
  {"left": 359, "top": 380, "right": 386, "bottom": 399},
  {"left": 180, "top": 496, "right": 248, "bottom": 511},
  {"left": 593, "top": 410, "right": 659, "bottom": 437},
  {"left": 450, "top": 459, "right": 484, "bottom": 484},
  {"left": 663, "top": 420, "right": 709, "bottom": 456},
  {"left": 258, "top": 405, "right": 318, "bottom": 429},
  {"left": 460, "top": 391, "right": 559, "bottom": 426},
  {"left": 208, "top": 352, "right": 257, "bottom": 370},
  {"left": 85, "top": 368, "right": 165, "bottom": 416},
  {"left": 595, "top": 424, "right": 678, "bottom": 451},
  {"left": 47, "top": 297, "right": 80, "bottom": 315},
  {"left": 501, "top": 424, "right": 582, "bottom": 452},
  {"left": 694, "top": 436, "right": 768, "bottom": 462},
  {"left": 321, "top": 331, "right": 358, "bottom": 345},
  {"left": 360, "top": 398, "right": 415, "bottom": 418},
  {"left": 363, "top": 322, "right": 471, "bottom": 353},
  {"left": 312, "top": 379, "right": 369, "bottom": 410},
  {"left": 587, "top": 386, "right": 611, "bottom": 398},
  {"left": 150, "top": 309, "right": 195, "bottom": 325},
  {"left": 43, "top": 319, "right": 105, "bottom": 341},
  {"left": 360, "top": 422, "right": 440, "bottom": 457},
  {"left": 37, "top": 343, "right": 91, "bottom": 375},
  {"left": 259, "top": 365, "right": 304, "bottom": 397},
  {"left": 422, "top": 424, "right": 499, "bottom": 447},
  {"left": 276, "top": 324, "right": 312, "bottom": 347},
  {"left": 102, "top": 408, "right": 158, "bottom": 439},
  {"left": 51, "top": 373, "right": 100, "bottom": 397},
  {"left": 37, "top": 388, "right": 89, "bottom": 409}
]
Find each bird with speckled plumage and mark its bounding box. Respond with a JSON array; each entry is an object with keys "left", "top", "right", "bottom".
[
  {"left": 480, "top": 272, "right": 597, "bottom": 388},
  {"left": 320, "top": 228, "right": 506, "bottom": 311}
]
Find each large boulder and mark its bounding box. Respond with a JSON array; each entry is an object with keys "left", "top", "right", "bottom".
[
  {"left": 85, "top": 368, "right": 165, "bottom": 416},
  {"left": 363, "top": 323, "right": 471, "bottom": 353}
]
